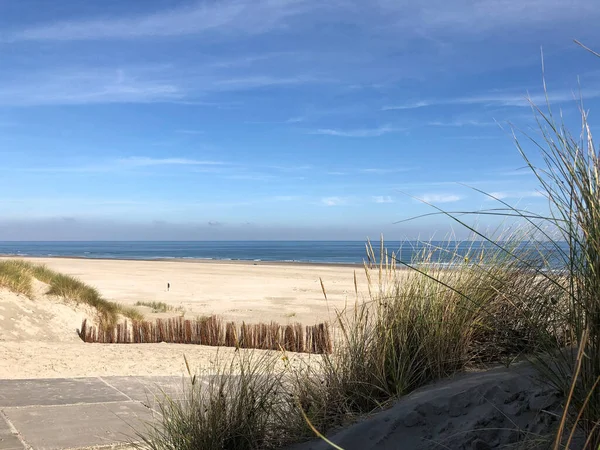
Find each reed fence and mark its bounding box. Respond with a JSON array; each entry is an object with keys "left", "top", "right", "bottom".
[{"left": 78, "top": 315, "right": 332, "bottom": 354}]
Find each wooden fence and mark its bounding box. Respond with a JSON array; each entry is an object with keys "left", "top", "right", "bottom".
[{"left": 78, "top": 315, "right": 332, "bottom": 354}]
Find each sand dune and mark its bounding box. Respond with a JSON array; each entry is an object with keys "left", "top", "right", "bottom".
[{"left": 0, "top": 280, "right": 92, "bottom": 343}]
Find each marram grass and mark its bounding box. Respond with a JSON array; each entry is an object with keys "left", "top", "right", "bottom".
[
  {"left": 0, "top": 259, "right": 142, "bottom": 326},
  {"left": 138, "top": 46, "right": 600, "bottom": 449}
]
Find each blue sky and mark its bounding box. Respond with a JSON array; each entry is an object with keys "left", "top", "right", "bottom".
[{"left": 1, "top": 0, "right": 599, "bottom": 240}]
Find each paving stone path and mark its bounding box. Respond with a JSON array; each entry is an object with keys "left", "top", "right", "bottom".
[{"left": 0, "top": 376, "right": 195, "bottom": 450}]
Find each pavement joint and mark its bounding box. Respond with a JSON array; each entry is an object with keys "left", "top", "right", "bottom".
[
  {"left": 97, "top": 378, "right": 136, "bottom": 404},
  {"left": 1, "top": 400, "right": 144, "bottom": 411},
  {"left": 0, "top": 377, "right": 181, "bottom": 449},
  {"left": 0, "top": 409, "right": 29, "bottom": 449}
]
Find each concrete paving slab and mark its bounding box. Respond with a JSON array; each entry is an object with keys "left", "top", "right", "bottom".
[
  {"left": 0, "top": 417, "right": 13, "bottom": 434},
  {"left": 0, "top": 416, "right": 24, "bottom": 450},
  {"left": 0, "top": 433, "right": 24, "bottom": 450},
  {"left": 0, "top": 379, "right": 128, "bottom": 408},
  {"left": 3, "top": 402, "right": 153, "bottom": 450},
  {"left": 101, "top": 376, "right": 186, "bottom": 405}
]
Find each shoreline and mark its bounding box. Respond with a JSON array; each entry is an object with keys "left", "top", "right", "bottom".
[{"left": 0, "top": 253, "right": 366, "bottom": 269}]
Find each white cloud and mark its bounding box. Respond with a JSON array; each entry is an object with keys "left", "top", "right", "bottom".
[
  {"left": 208, "top": 53, "right": 286, "bottom": 69},
  {"left": 446, "top": 135, "right": 503, "bottom": 140},
  {"left": 383, "top": 88, "right": 600, "bottom": 110},
  {"left": 321, "top": 197, "right": 345, "bottom": 206},
  {"left": 377, "top": 0, "right": 600, "bottom": 33},
  {"left": 6, "top": 0, "right": 597, "bottom": 46},
  {"left": 0, "top": 68, "right": 181, "bottom": 106},
  {"left": 312, "top": 125, "right": 400, "bottom": 137},
  {"left": 419, "top": 193, "right": 462, "bottom": 203},
  {"left": 175, "top": 129, "right": 204, "bottom": 135},
  {"left": 118, "top": 157, "right": 223, "bottom": 166},
  {"left": 0, "top": 66, "right": 328, "bottom": 106},
  {"left": 488, "top": 191, "right": 545, "bottom": 200},
  {"left": 428, "top": 119, "right": 496, "bottom": 127},
  {"left": 4, "top": 0, "right": 314, "bottom": 42},
  {"left": 360, "top": 167, "right": 413, "bottom": 174},
  {"left": 373, "top": 196, "right": 393, "bottom": 203},
  {"left": 498, "top": 170, "right": 534, "bottom": 176},
  {"left": 382, "top": 101, "right": 431, "bottom": 111},
  {"left": 214, "top": 75, "right": 321, "bottom": 89}
]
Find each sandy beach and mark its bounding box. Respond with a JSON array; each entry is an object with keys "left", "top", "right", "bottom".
[
  {"left": 17, "top": 257, "right": 368, "bottom": 323},
  {"left": 0, "top": 257, "right": 367, "bottom": 379}
]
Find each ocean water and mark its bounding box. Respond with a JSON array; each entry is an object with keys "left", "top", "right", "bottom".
[{"left": 0, "top": 240, "right": 569, "bottom": 267}]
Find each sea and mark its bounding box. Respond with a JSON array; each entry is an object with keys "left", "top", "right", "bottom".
[{"left": 0, "top": 240, "right": 569, "bottom": 268}]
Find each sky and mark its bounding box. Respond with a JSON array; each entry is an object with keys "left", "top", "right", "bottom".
[{"left": 1, "top": 0, "right": 599, "bottom": 240}]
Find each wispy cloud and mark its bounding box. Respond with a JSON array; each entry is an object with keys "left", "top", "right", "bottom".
[
  {"left": 377, "top": 0, "right": 600, "bottom": 34},
  {"left": 373, "top": 196, "right": 394, "bottom": 203},
  {"left": 321, "top": 196, "right": 346, "bottom": 206},
  {"left": 428, "top": 119, "right": 497, "bottom": 127},
  {"left": 498, "top": 169, "right": 534, "bottom": 176},
  {"left": 0, "top": 67, "right": 329, "bottom": 106},
  {"left": 419, "top": 193, "right": 462, "bottom": 203},
  {"left": 382, "top": 101, "right": 431, "bottom": 111},
  {"left": 208, "top": 53, "right": 288, "bottom": 69},
  {"left": 312, "top": 125, "right": 400, "bottom": 137},
  {"left": 214, "top": 75, "right": 321, "bottom": 89},
  {"left": 360, "top": 167, "right": 413, "bottom": 174},
  {"left": 4, "top": 0, "right": 314, "bottom": 42},
  {"left": 175, "top": 129, "right": 204, "bottom": 135},
  {"left": 487, "top": 191, "right": 545, "bottom": 200},
  {"left": 446, "top": 135, "right": 502, "bottom": 140},
  {"left": 0, "top": 68, "right": 182, "bottom": 106},
  {"left": 383, "top": 88, "right": 600, "bottom": 110},
  {"left": 8, "top": 0, "right": 596, "bottom": 45},
  {"left": 118, "top": 157, "right": 223, "bottom": 166}
]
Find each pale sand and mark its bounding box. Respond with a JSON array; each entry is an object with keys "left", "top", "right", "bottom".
[
  {"left": 0, "top": 257, "right": 367, "bottom": 379},
  {"left": 19, "top": 257, "right": 368, "bottom": 324}
]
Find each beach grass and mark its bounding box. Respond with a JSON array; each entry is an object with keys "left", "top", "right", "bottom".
[
  {"left": 0, "top": 260, "right": 34, "bottom": 297},
  {"left": 0, "top": 259, "right": 142, "bottom": 326},
  {"left": 376, "top": 70, "right": 600, "bottom": 446},
  {"left": 519, "top": 94, "right": 600, "bottom": 448},
  {"left": 140, "top": 50, "right": 600, "bottom": 449},
  {"left": 135, "top": 301, "right": 176, "bottom": 313},
  {"left": 135, "top": 352, "right": 304, "bottom": 450},
  {"left": 286, "top": 237, "right": 555, "bottom": 434},
  {"left": 137, "top": 241, "right": 556, "bottom": 448}
]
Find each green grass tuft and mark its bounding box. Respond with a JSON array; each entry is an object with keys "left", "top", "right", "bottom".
[
  {"left": 0, "top": 259, "right": 142, "bottom": 326},
  {"left": 0, "top": 260, "right": 34, "bottom": 297},
  {"left": 135, "top": 301, "right": 174, "bottom": 313},
  {"left": 135, "top": 352, "right": 303, "bottom": 450},
  {"left": 117, "top": 304, "right": 145, "bottom": 321}
]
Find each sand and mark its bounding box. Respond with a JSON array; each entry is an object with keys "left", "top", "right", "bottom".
[
  {"left": 0, "top": 257, "right": 569, "bottom": 449},
  {"left": 288, "top": 362, "right": 566, "bottom": 450},
  {"left": 17, "top": 257, "right": 367, "bottom": 324},
  {"left": 0, "top": 257, "right": 364, "bottom": 379},
  {"left": 0, "top": 279, "right": 92, "bottom": 343}
]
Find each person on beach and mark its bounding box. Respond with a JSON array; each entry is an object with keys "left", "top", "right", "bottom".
[{"left": 167, "top": 282, "right": 170, "bottom": 292}]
